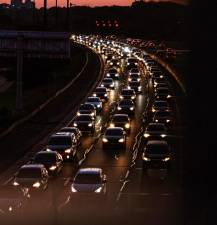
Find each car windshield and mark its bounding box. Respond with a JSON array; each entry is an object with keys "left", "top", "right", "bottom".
[
  {"left": 109, "top": 69, "right": 117, "bottom": 73},
  {"left": 60, "top": 128, "right": 76, "bottom": 134},
  {"left": 34, "top": 153, "right": 56, "bottom": 163},
  {"left": 96, "top": 88, "right": 106, "bottom": 93},
  {"left": 154, "top": 101, "right": 168, "bottom": 107},
  {"left": 76, "top": 115, "right": 92, "bottom": 121},
  {"left": 155, "top": 111, "right": 171, "bottom": 117},
  {"left": 49, "top": 136, "right": 72, "bottom": 146},
  {"left": 130, "top": 69, "right": 139, "bottom": 73},
  {"left": 120, "top": 100, "right": 134, "bottom": 106},
  {"left": 129, "top": 82, "right": 140, "bottom": 87},
  {"left": 121, "top": 90, "right": 134, "bottom": 95},
  {"left": 80, "top": 104, "right": 94, "bottom": 110},
  {"left": 103, "top": 79, "right": 112, "bottom": 83},
  {"left": 156, "top": 88, "right": 169, "bottom": 94},
  {"left": 113, "top": 116, "right": 128, "bottom": 122},
  {"left": 87, "top": 98, "right": 100, "bottom": 103},
  {"left": 75, "top": 173, "right": 101, "bottom": 184},
  {"left": 146, "top": 144, "right": 169, "bottom": 154},
  {"left": 147, "top": 124, "right": 166, "bottom": 131},
  {"left": 105, "top": 129, "right": 123, "bottom": 136},
  {"left": 130, "top": 74, "right": 140, "bottom": 78},
  {"left": 128, "top": 58, "right": 137, "bottom": 63},
  {"left": 17, "top": 168, "right": 41, "bottom": 178}
]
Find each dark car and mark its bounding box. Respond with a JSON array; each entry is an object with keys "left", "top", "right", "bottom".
[
  {"left": 128, "top": 81, "right": 142, "bottom": 94},
  {"left": 109, "top": 59, "right": 120, "bottom": 67},
  {"left": 13, "top": 165, "right": 49, "bottom": 192},
  {"left": 128, "top": 73, "right": 141, "bottom": 82},
  {"left": 101, "top": 78, "right": 114, "bottom": 89},
  {"left": 129, "top": 68, "right": 140, "bottom": 76},
  {"left": 33, "top": 151, "right": 63, "bottom": 175},
  {"left": 77, "top": 103, "right": 96, "bottom": 118},
  {"left": 152, "top": 100, "right": 170, "bottom": 113},
  {"left": 106, "top": 68, "right": 119, "bottom": 79},
  {"left": 85, "top": 97, "right": 102, "bottom": 112},
  {"left": 153, "top": 110, "right": 174, "bottom": 125},
  {"left": 117, "top": 99, "right": 135, "bottom": 116},
  {"left": 109, "top": 114, "right": 131, "bottom": 133},
  {"left": 102, "top": 127, "right": 126, "bottom": 150},
  {"left": 119, "top": 89, "right": 136, "bottom": 101},
  {"left": 71, "top": 168, "right": 107, "bottom": 195},
  {"left": 59, "top": 127, "right": 82, "bottom": 146},
  {"left": 0, "top": 185, "right": 30, "bottom": 215},
  {"left": 155, "top": 87, "right": 172, "bottom": 100},
  {"left": 92, "top": 87, "right": 108, "bottom": 102},
  {"left": 142, "top": 140, "right": 171, "bottom": 170},
  {"left": 154, "top": 82, "right": 169, "bottom": 90},
  {"left": 47, "top": 133, "right": 77, "bottom": 161},
  {"left": 73, "top": 114, "right": 95, "bottom": 134},
  {"left": 144, "top": 123, "right": 167, "bottom": 140}
]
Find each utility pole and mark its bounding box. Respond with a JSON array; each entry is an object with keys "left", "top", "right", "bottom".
[
  {"left": 66, "top": 0, "right": 69, "bottom": 30},
  {"left": 16, "top": 35, "right": 24, "bottom": 113},
  {"left": 43, "top": 0, "right": 47, "bottom": 29},
  {"left": 55, "top": 0, "right": 58, "bottom": 27}
]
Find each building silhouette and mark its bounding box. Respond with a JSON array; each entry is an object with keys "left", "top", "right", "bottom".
[{"left": 11, "top": 0, "right": 35, "bottom": 9}]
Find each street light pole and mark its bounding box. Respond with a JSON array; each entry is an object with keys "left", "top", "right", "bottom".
[
  {"left": 55, "top": 0, "right": 58, "bottom": 27},
  {"left": 43, "top": 0, "right": 47, "bottom": 29}
]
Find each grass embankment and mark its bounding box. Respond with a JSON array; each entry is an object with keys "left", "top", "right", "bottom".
[{"left": 0, "top": 44, "right": 86, "bottom": 130}]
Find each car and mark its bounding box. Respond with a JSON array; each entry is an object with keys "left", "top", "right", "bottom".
[
  {"left": 101, "top": 78, "right": 115, "bottom": 89},
  {"left": 92, "top": 87, "right": 108, "bottom": 102},
  {"left": 77, "top": 103, "right": 96, "bottom": 118},
  {"left": 0, "top": 185, "right": 30, "bottom": 215},
  {"left": 120, "top": 89, "right": 136, "bottom": 101},
  {"left": 143, "top": 123, "right": 167, "bottom": 140},
  {"left": 153, "top": 110, "right": 174, "bottom": 125},
  {"left": 153, "top": 77, "right": 167, "bottom": 86},
  {"left": 86, "top": 97, "right": 102, "bottom": 112},
  {"left": 109, "top": 114, "right": 131, "bottom": 133},
  {"left": 13, "top": 164, "right": 49, "bottom": 192},
  {"left": 47, "top": 133, "right": 77, "bottom": 161},
  {"left": 32, "top": 151, "right": 63, "bottom": 175},
  {"left": 71, "top": 168, "right": 107, "bottom": 196},
  {"left": 128, "top": 81, "right": 142, "bottom": 94},
  {"left": 109, "top": 59, "right": 120, "bottom": 67},
  {"left": 142, "top": 140, "right": 171, "bottom": 170},
  {"left": 102, "top": 127, "right": 126, "bottom": 150},
  {"left": 154, "top": 82, "right": 169, "bottom": 90},
  {"left": 128, "top": 73, "right": 141, "bottom": 82},
  {"left": 155, "top": 87, "right": 172, "bottom": 100},
  {"left": 126, "top": 57, "right": 138, "bottom": 67},
  {"left": 152, "top": 71, "right": 164, "bottom": 79},
  {"left": 129, "top": 68, "right": 140, "bottom": 76},
  {"left": 106, "top": 68, "right": 119, "bottom": 79},
  {"left": 73, "top": 114, "right": 95, "bottom": 134},
  {"left": 152, "top": 100, "right": 170, "bottom": 113},
  {"left": 117, "top": 99, "right": 135, "bottom": 116},
  {"left": 59, "top": 127, "right": 82, "bottom": 146}
]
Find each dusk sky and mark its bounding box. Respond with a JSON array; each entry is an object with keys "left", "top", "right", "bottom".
[{"left": 0, "top": 0, "right": 188, "bottom": 8}]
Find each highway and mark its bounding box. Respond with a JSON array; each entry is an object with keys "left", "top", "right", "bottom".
[{"left": 0, "top": 35, "right": 186, "bottom": 225}]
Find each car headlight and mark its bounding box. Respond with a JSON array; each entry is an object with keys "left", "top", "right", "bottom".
[
  {"left": 101, "top": 84, "right": 104, "bottom": 87},
  {"left": 65, "top": 149, "right": 71, "bottom": 153},
  {"left": 110, "top": 62, "right": 113, "bottom": 65},
  {"left": 49, "top": 165, "right": 57, "bottom": 171},
  {"left": 144, "top": 133, "right": 150, "bottom": 138},
  {"left": 104, "top": 93, "right": 108, "bottom": 97},
  {"left": 77, "top": 112, "right": 81, "bottom": 116},
  {"left": 91, "top": 112, "right": 95, "bottom": 117},
  {"left": 155, "top": 119, "right": 159, "bottom": 122},
  {"left": 160, "top": 75, "right": 164, "bottom": 78},
  {"left": 8, "top": 206, "right": 13, "bottom": 212},
  {"left": 88, "top": 123, "right": 93, "bottom": 127},
  {"left": 166, "top": 119, "right": 170, "bottom": 123},
  {"left": 167, "top": 95, "right": 171, "bottom": 98},
  {"left": 71, "top": 186, "right": 77, "bottom": 193},
  {"left": 143, "top": 156, "right": 151, "bottom": 161},
  {"left": 107, "top": 73, "right": 110, "bottom": 77},
  {"left": 152, "top": 108, "right": 156, "bottom": 112},
  {"left": 125, "top": 123, "right": 130, "bottom": 129},
  {"left": 118, "top": 106, "right": 122, "bottom": 110},
  {"left": 115, "top": 74, "right": 119, "bottom": 77},
  {"left": 13, "top": 181, "right": 19, "bottom": 186},
  {"left": 33, "top": 182, "right": 41, "bottom": 188},
  {"left": 117, "top": 62, "right": 120, "bottom": 65},
  {"left": 94, "top": 187, "right": 102, "bottom": 193},
  {"left": 138, "top": 86, "right": 142, "bottom": 90},
  {"left": 162, "top": 157, "right": 170, "bottom": 162},
  {"left": 93, "top": 93, "right": 97, "bottom": 97},
  {"left": 130, "top": 107, "right": 134, "bottom": 111},
  {"left": 120, "top": 96, "right": 123, "bottom": 99},
  {"left": 110, "top": 84, "right": 114, "bottom": 87},
  {"left": 97, "top": 104, "right": 101, "bottom": 108},
  {"left": 110, "top": 123, "right": 115, "bottom": 128},
  {"left": 128, "top": 78, "right": 132, "bottom": 81},
  {"left": 131, "top": 96, "right": 135, "bottom": 100},
  {"left": 161, "top": 134, "right": 166, "bottom": 138},
  {"left": 74, "top": 123, "right": 77, "bottom": 127},
  {"left": 103, "top": 138, "right": 108, "bottom": 143},
  {"left": 118, "top": 138, "right": 125, "bottom": 143}
]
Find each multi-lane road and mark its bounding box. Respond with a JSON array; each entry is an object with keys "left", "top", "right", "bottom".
[{"left": 0, "top": 35, "right": 186, "bottom": 225}]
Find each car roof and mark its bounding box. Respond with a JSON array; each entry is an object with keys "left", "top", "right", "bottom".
[
  {"left": 148, "top": 122, "right": 165, "bottom": 127},
  {"left": 106, "top": 127, "right": 124, "bottom": 131},
  {"left": 146, "top": 140, "right": 168, "bottom": 146},
  {"left": 20, "top": 164, "right": 45, "bottom": 169},
  {"left": 51, "top": 132, "right": 72, "bottom": 137},
  {"left": 78, "top": 168, "right": 102, "bottom": 174},
  {"left": 113, "top": 114, "right": 128, "bottom": 118},
  {"left": 36, "top": 151, "right": 57, "bottom": 155}
]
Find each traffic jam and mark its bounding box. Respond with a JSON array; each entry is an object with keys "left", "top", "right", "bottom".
[{"left": 0, "top": 35, "right": 180, "bottom": 222}]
